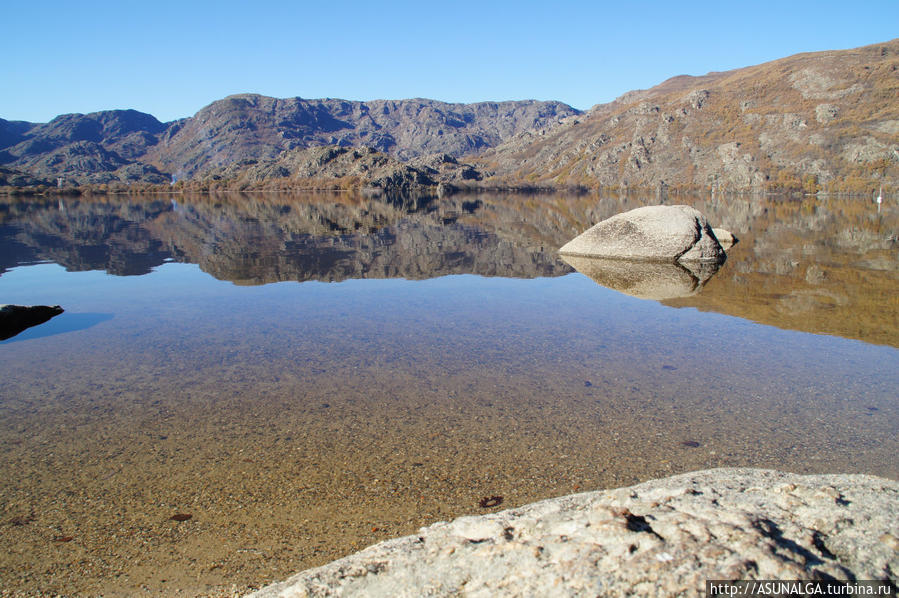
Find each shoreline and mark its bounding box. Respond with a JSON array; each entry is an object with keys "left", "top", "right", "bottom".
[
  {"left": 248, "top": 468, "right": 899, "bottom": 597},
  {"left": 1, "top": 182, "right": 892, "bottom": 201}
]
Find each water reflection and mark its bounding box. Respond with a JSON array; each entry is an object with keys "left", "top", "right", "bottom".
[
  {"left": 0, "top": 193, "right": 568, "bottom": 282},
  {"left": 1, "top": 191, "right": 896, "bottom": 346},
  {"left": 0, "top": 191, "right": 896, "bottom": 596},
  {"left": 561, "top": 255, "right": 722, "bottom": 300}
]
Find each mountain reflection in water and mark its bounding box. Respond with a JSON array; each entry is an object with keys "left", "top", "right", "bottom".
[{"left": 1, "top": 191, "right": 896, "bottom": 347}]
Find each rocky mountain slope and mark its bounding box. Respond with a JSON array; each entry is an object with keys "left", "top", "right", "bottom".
[
  {"left": 0, "top": 98, "right": 577, "bottom": 186},
  {"left": 0, "top": 118, "right": 36, "bottom": 150},
  {"left": 144, "top": 95, "right": 578, "bottom": 176},
  {"left": 189, "top": 145, "right": 483, "bottom": 197},
  {"left": 2, "top": 39, "right": 896, "bottom": 193},
  {"left": 480, "top": 39, "right": 899, "bottom": 193},
  {"left": 0, "top": 110, "right": 171, "bottom": 185}
]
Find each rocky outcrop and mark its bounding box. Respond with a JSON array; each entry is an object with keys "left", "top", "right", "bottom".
[
  {"left": 8, "top": 140, "right": 169, "bottom": 185},
  {"left": 559, "top": 205, "right": 725, "bottom": 263},
  {"left": 0, "top": 118, "right": 36, "bottom": 155},
  {"left": 249, "top": 468, "right": 899, "bottom": 597},
  {"left": 0, "top": 304, "right": 64, "bottom": 340},
  {"left": 0, "top": 166, "right": 51, "bottom": 187},
  {"left": 193, "top": 146, "right": 485, "bottom": 197}
]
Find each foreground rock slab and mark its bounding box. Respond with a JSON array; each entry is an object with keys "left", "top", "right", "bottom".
[
  {"left": 0, "top": 304, "right": 64, "bottom": 341},
  {"left": 559, "top": 205, "right": 726, "bottom": 263},
  {"left": 248, "top": 469, "right": 898, "bottom": 597}
]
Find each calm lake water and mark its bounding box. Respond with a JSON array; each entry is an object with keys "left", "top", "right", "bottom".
[{"left": 1, "top": 191, "right": 897, "bottom": 596}]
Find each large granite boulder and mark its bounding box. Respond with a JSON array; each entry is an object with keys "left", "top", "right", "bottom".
[
  {"left": 248, "top": 468, "right": 898, "bottom": 597},
  {"left": 0, "top": 304, "right": 64, "bottom": 341},
  {"left": 559, "top": 205, "right": 726, "bottom": 263}
]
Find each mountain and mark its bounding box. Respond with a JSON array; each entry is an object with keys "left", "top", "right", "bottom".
[
  {"left": 144, "top": 95, "right": 579, "bottom": 176},
  {"left": 2, "top": 39, "right": 896, "bottom": 193},
  {"left": 0, "top": 118, "right": 37, "bottom": 156},
  {"left": 0, "top": 110, "right": 170, "bottom": 185},
  {"left": 0, "top": 97, "right": 578, "bottom": 186},
  {"left": 479, "top": 39, "right": 899, "bottom": 193}
]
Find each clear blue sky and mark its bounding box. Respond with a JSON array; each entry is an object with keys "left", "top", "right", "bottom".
[{"left": 3, "top": 0, "right": 897, "bottom": 124}]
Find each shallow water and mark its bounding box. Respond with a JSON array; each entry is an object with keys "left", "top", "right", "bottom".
[{"left": 0, "top": 192, "right": 897, "bottom": 595}]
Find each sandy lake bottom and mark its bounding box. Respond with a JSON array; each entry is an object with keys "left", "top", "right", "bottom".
[{"left": 1, "top": 193, "right": 896, "bottom": 595}]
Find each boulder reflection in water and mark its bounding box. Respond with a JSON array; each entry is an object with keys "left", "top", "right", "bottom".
[{"left": 560, "top": 255, "right": 721, "bottom": 300}]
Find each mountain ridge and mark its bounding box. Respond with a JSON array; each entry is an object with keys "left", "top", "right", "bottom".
[
  {"left": 480, "top": 38, "right": 899, "bottom": 194},
  {"left": 1, "top": 39, "right": 897, "bottom": 193},
  {"left": 0, "top": 96, "right": 579, "bottom": 186}
]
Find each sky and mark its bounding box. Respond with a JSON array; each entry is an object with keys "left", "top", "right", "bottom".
[{"left": 2, "top": 0, "right": 898, "bottom": 124}]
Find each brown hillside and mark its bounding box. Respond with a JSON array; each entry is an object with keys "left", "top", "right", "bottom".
[{"left": 479, "top": 39, "right": 899, "bottom": 194}]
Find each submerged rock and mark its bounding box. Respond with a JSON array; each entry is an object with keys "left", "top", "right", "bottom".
[
  {"left": 561, "top": 255, "right": 721, "bottom": 299},
  {"left": 0, "top": 304, "right": 64, "bottom": 341},
  {"left": 559, "top": 205, "right": 725, "bottom": 263},
  {"left": 248, "top": 468, "right": 898, "bottom": 597}
]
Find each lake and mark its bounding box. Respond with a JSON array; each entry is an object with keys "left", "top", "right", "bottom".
[{"left": 1, "top": 191, "right": 897, "bottom": 596}]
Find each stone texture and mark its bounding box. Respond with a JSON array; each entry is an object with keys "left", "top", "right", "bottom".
[
  {"left": 815, "top": 104, "right": 840, "bottom": 124},
  {"left": 248, "top": 469, "right": 899, "bottom": 598},
  {"left": 559, "top": 205, "right": 725, "bottom": 263}
]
